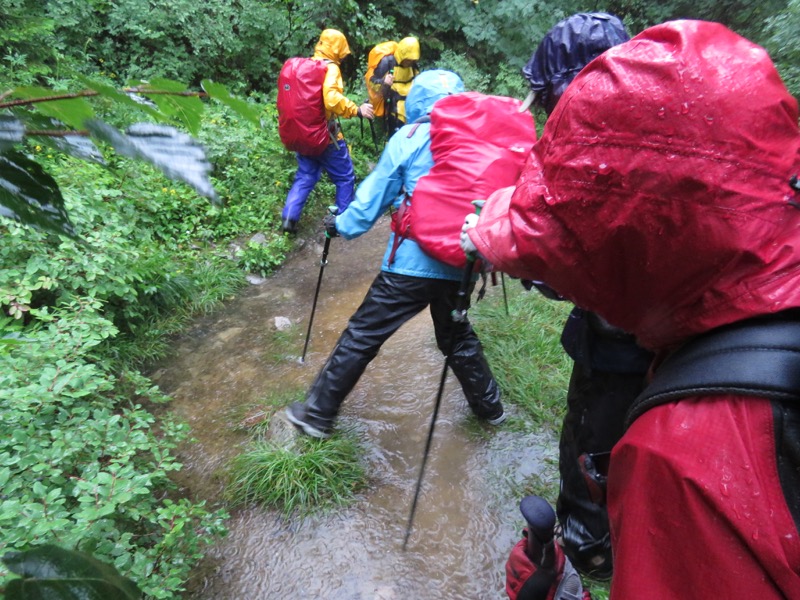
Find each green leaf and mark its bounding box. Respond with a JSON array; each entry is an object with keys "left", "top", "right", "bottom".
[
  {"left": 201, "top": 80, "right": 262, "bottom": 126},
  {"left": 0, "top": 151, "right": 75, "bottom": 237},
  {"left": 3, "top": 544, "right": 143, "bottom": 600},
  {"left": 12, "top": 87, "right": 94, "bottom": 130},
  {"left": 0, "top": 115, "right": 25, "bottom": 152},
  {"left": 146, "top": 78, "right": 203, "bottom": 136},
  {"left": 20, "top": 114, "right": 105, "bottom": 164},
  {"left": 85, "top": 120, "right": 220, "bottom": 205},
  {"left": 74, "top": 75, "right": 165, "bottom": 123}
]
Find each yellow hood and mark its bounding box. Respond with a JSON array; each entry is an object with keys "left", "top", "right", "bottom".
[
  {"left": 395, "top": 37, "right": 420, "bottom": 63},
  {"left": 314, "top": 29, "right": 351, "bottom": 65}
]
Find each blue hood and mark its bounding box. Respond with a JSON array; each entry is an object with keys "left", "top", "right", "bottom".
[{"left": 404, "top": 70, "right": 465, "bottom": 123}]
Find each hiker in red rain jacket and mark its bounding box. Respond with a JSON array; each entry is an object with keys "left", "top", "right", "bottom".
[
  {"left": 517, "top": 13, "right": 654, "bottom": 582},
  {"left": 280, "top": 29, "right": 374, "bottom": 235},
  {"left": 463, "top": 20, "right": 800, "bottom": 598}
]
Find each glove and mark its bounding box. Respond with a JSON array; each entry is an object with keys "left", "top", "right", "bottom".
[
  {"left": 506, "top": 534, "right": 587, "bottom": 600},
  {"left": 322, "top": 214, "right": 338, "bottom": 238},
  {"left": 460, "top": 213, "right": 479, "bottom": 255}
]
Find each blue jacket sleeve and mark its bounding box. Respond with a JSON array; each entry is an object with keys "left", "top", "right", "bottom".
[{"left": 335, "top": 137, "right": 406, "bottom": 240}]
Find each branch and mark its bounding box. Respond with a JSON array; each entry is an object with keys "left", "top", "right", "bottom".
[
  {"left": 0, "top": 88, "right": 207, "bottom": 110},
  {"left": 25, "top": 129, "right": 90, "bottom": 137}
]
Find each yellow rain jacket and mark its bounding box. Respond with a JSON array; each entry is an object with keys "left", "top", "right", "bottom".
[
  {"left": 391, "top": 37, "right": 421, "bottom": 123},
  {"left": 313, "top": 29, "right": 359, "bottom": 139}
]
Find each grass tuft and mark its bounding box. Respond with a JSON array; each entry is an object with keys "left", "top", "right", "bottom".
[{"left": 226, "top": 430, "right": 368, "bottom": 517}]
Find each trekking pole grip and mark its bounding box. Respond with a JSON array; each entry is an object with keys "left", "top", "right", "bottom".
[{"left": 519, "top": 495, "right": 557, "bottom": 569}]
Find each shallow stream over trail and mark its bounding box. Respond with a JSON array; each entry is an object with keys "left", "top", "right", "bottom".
[{"left": 150, "top": 216, "right": 557, "bottom": 599}]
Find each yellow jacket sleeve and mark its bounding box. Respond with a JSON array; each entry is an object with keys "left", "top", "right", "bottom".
[{"left": 323, "top": 62, "right": 359, "bottom": 119}]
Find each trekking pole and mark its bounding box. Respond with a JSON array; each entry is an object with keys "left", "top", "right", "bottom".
[
  {"left": 300, "top": 205, "right": 337, "bottom": 364},
  {"left": 402, "top": 199, "right": 484, "bottom": 550},
  {"left": 501, "top": 272, "right": 509, "bottom": 315},
  {"left": 519, "top": 495, "right": 557, "bottom": 568}
]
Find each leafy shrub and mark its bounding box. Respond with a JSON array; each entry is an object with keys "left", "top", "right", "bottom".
[
  {"left": 236, "top": 236, "right": 292, "bottom": 277},
  {"left": 0, "top": 302, "right": 228, "bottom": 599}
]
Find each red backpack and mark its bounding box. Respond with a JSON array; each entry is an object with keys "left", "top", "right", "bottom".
[
  {"left": 391, "top": 92, "right": 537, "bottom": 268},
  {"left": 277, "top": 57, "right": 330, "bottom": 156}
]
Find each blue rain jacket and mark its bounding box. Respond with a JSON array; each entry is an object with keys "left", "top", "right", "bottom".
[{"left": 335, "top": 70, "right": 467, "bottom": 281}]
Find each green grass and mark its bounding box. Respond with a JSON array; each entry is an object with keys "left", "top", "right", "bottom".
[
  {"left": 225, "top": 425, "right": 368, "bottom": 517},
  {"left": 471, "top": 279, "right": 573, "bottom": 428}
]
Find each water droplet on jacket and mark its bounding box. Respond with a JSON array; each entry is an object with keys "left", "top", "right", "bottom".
[
  {"left": 752, "top": 530, "right": 760, "bottom": 541},
  {"left": 657, "top": 107, "right": 666, "bottom": 118},
  {"left": 680, "top": 102, "right": 689, "bottom": 115},
  {"left": 704, "top": 115, "right": 714, "bottom": 125},
  {"left": 598, "top": 163, "right": 611, "bottom": 175}
]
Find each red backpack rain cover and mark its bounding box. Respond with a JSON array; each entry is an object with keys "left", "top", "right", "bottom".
[
  {"left": 407, "top": 93, "right": 537, "bottom": 268},
  {"left": 277, "top": 57, "right": 330, "bottom": 156}
]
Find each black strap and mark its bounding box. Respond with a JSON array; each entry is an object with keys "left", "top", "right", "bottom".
[{"left": 626, "top": 316, "right": 800, "bottom": 428}]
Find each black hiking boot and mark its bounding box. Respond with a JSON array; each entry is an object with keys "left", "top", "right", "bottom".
[
  {"left": 281, "top": 218, "right": 298, "bottom": 235},
  {"left": 286, "top": 402, "right": 333, "bottom": 439}
]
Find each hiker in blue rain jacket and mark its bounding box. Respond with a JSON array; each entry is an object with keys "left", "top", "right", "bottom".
[{"left": 286, "top": 69, "right": 505, "bottom": 439}]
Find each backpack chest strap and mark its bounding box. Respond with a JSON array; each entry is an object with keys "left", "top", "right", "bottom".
[{"left": 626, "top": 317, "right": 800, "bottom": 428}]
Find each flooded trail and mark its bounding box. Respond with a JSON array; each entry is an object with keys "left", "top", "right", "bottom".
[{"left": 150, "top": 216, "right": 557, "bottom": 599}]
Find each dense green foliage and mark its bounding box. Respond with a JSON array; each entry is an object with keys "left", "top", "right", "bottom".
[
  {"left": 2, "top": 0, "right": 798, "bottom": 97},
  {"left": 2, "top": 0, "right": 797, "bottom": 597}
]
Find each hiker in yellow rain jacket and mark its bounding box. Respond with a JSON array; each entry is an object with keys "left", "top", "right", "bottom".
[
  {"left": 281, "top": 29, "right": 374, "bottom": 234},
  {"left": 369, "top": 37, "right": 420, "bottom": 137}
]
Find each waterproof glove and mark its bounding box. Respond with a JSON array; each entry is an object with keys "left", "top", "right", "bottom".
[
  {"left": 323, "top": 213, "right": 339, "bottom": 238},
  {"left": 506, "top": 534, "right": 588, "bottom": 600}
]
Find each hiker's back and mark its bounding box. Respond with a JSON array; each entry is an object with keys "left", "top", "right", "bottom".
[
  {"left": 397, "top": 92, "right": 537, "bottom": 268},
  {"left": 277, "top": 57, "right": 330, "bottom": 156}
]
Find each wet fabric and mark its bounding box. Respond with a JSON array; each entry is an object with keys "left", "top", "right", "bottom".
[
  {"left": 336, "top": 70, "right": 466, "bottom": 282},
  {"left": 371, "top": 37, "right": 420, "bottom": 134},
  {"left": 470, "top": 20, "right": 800, "bottom": 598},
  {"left": 404, "top": 92, "right": 536, "bottom": 268},
  {"left": 302, "top": 271, "right": 502, "bottom": 427},
  {"left": 313, "top": 30, "right": 358, "bottom": 125},
  {"left": 556, "top": 360, "right": 646, "bottom": 579},
  {"left": 609, "top": 398, "right": 800, "bottom": 598},
  {"left": 280, "top": 29, "right": 362, "bottom": 224},
  {"left": 522, "top": 13, "right": 628, "bottom": 114},
  {"left": 281, "top": 140, "right": 355, "bottom": 221},
  {"left": 472, "top": 21, "right": 800, "bottom": 350}
]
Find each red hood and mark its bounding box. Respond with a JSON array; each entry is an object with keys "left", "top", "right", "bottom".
[{"left": 472, "top": 20, "right": 800, "bottom": 350}]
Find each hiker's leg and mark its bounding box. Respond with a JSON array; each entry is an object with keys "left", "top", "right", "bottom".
[
  {"left": 282, "top": 153, "right": 323, "bottom": 222},
  {"left": 556, "top": 361, "right": 644, "bottom": 579},
  {"left": 320, "top": 141, "right": 356, "bottom": 214},
  {"left": 428, "top": 280, "right": 504, "bottom": 421},
  {"left": 301, "top": 271, "right": 429, "bottom": 430}
]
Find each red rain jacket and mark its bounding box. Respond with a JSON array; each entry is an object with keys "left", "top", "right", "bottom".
[{"left": 473, "top": 21, "right": 800, "bottom": 599}]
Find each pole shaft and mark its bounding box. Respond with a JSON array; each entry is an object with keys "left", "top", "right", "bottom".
[
  {"left": 301, "top": 234, "right": 331, "bottom": 362},
  {"left": 403, "top": 254, "right": 476, "bottom": 549}
]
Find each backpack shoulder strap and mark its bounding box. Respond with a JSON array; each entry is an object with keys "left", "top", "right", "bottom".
[{"left": 626, "top": 315, "right": 800, "bottom": 428}]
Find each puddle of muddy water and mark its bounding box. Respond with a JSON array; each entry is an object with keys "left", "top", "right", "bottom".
[{"left": 150, "top": 216, "right": 557, "bottom": 599}]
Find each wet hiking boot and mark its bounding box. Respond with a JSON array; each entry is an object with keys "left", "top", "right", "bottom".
[
  {"left": 486, "top": 409, "right": 507, "bottom": 425},
  {"left": 286, "top": 402, "right": 332, "bottom": 439},
  {"left": 281, "top": 218, "right": 298, "bottom": 235}
]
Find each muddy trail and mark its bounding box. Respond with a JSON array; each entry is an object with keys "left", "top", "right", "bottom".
[{"left": 150, "top": 216, "right": 556, "bottom": 599}]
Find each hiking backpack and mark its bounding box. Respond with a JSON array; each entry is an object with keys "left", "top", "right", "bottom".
[
  {"left": 391, "top": 92, "right": 537, "bottom": 268},
  {"left": 364, "top": 41, "right": 398, "bottom": 118},
  {"left": 277, "top": 57, "right": 330, "bottom": 156}
]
